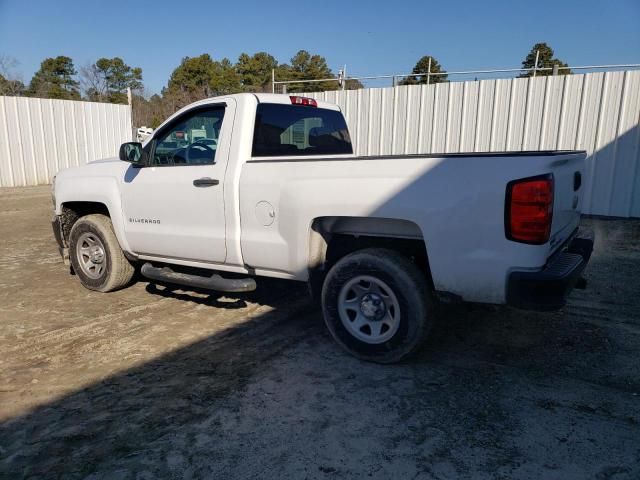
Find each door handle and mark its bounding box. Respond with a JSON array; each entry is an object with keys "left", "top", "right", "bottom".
[{"left": 193, "top": 177, "right": 220, "bottom": 187}]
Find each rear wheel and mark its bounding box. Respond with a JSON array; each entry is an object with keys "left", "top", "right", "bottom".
[
  {"left": 69, "top": 214, "right": 134, "bottom": 292},
  {"left": 321, "top": 248, "right": 432, "bottom": 363}
]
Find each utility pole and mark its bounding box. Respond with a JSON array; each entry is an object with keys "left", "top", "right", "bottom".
[
  {"left": 127, "top": 87, "right": 133, "bottom": 139},
  {"left": 426, "top": 57, "right": 432, "bottom": 85},
  {"left": 533, "top": 50, "right": 540, "bottom": 77},
  {"left": 271, "top": 68, "right": 275, "bottom": 94},
  {"left": 338, "top": 65, "right": 347, "bottom": 90}
]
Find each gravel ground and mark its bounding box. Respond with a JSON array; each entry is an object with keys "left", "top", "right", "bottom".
[{"left": 0, "top": 186, "right": 639, "bottom": 480}]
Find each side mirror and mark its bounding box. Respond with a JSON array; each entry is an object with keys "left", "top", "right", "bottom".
[{"left": 119, "top": 142, "right": 146, "bottom": 166}]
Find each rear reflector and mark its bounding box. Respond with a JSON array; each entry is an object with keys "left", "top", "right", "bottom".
[
  {"left": 289, "top": 96, "right": 317, "bottom": 107},
  {"left": 505, "top": 174, "right": 554, "bottom": 244}
]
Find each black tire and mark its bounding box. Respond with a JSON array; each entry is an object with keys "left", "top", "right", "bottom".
[
  {"left": 69, "top": 214, "right": 135, "bottom": 292},
  {"left": 321, "top": 248, "right": 432, "bottom": 364}
]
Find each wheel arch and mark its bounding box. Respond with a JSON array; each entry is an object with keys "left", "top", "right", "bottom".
[
  {"left": 307, "top": 216, "right": 435, "bottom": 299},
  {"left": 57, "top": 200, "right": 132, "bottom": 255},
  {"left": 59, "top": 201, "right": 111, "bottom": 244}
]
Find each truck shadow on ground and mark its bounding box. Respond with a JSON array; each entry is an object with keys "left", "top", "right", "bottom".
[
  {"left": 2, "top": 276, "right": 632, "bottom": 478},
  {"left": 145, "top": 283, "right": 250, "bottom": 309}
]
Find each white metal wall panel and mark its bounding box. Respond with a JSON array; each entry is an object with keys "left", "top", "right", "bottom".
[
  {"left": 588, "top": 72, "right": 625, "bottom": 215},
  {"left": 540, "top": 76, "right": 564, "bottom": 150},
  {"left": 4, "top": 73, "right": 639, "bottom": 216},
  {"left": 445, "top": 82, "right": 463, "bottom": 153},
  {"left": 556, "top": 74, "right": 584, "bottom": 150},
  {"left": 490, "top": 78, "right": 510, "bottom": 151},
  {"left": 367, "top": 89, "right": 382, "bottom": 156},
  {"left": 475, "top": 80, "right": 495, "bottom": 152},
  {"left": 309, "top": 71, "right": 640, "bottom": 217},
  {"left": 417, "top": 84, "right": 435, "bottom": 154},
  {"left": 430, "top": 82, "right": 448, "bottom": 153},
  {"left": 459, "top": 81, "right": 479, "bottom": 152},
  {"left": 391, "top": 87, "right": 411, "bottom": 153},
  {"left": 0, "top": 96, "right": 131, "bottom": 187},
  {"left": 615, "top": 72, "right": 640, "bottom": 217},
  {"left": 523, "top": 77, "right": 546, "bottom": 150},
  {"left": 505, "top": 78, "right": 528, "bottom": 150}
]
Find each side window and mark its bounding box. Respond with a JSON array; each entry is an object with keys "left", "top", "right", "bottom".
[
  {"left": 152, "top": 107, "right": 225, "bottom": 166},
  {"left": 252, "top": 104, "right": 353, "bottom": 157}
]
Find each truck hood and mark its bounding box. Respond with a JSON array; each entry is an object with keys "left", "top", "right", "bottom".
[
  {"left": 88, "top": 157, "right": 122, "bottom": 165},
  {"left": 56, "top": 157, "right": 128, "bottom": 180}
]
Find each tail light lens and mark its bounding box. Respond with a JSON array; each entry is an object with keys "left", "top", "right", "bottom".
[
  {"left": 289, "top": 96, "right": 317, "bottom": 107},
  {"left": 505, "top": 174, "right": 554, "bottom": 244}
]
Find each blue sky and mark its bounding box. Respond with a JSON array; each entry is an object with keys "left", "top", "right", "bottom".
[{"left": 1, "top": 0, "right": 638, "bottom": 94}]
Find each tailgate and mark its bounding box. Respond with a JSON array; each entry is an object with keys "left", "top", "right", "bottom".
[{"left": 548, "top": 152, "right": 586, "bottom": 252}]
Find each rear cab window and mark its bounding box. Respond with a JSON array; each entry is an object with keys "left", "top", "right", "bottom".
[{"left": 252, "top": 103, "right": 353, "bottom": 157}]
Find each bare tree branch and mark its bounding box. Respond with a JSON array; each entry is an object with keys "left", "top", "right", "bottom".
[
  {"left": 0, "top": 54, "right": 26, "bottom": 96},
  {"left": 79, "top": 63, "right": 107, "bottom": 101}
]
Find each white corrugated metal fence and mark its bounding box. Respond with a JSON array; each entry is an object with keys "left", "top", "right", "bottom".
[
  {"left": 0, "top": 96, "right": 132, "bottom": 187},
  {"left": 2, "top": 72, "right": 639, "bottom": 217},
  {"left": 308, "top": 71, "right": 640, "bottom": 217}
]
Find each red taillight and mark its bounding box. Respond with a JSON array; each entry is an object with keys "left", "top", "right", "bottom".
[
  {"left": 289, "top": 96, "right": 317, "bottom": 107},
  {"left": 506, "top": 175, "right": 554, "bottom": 244}
]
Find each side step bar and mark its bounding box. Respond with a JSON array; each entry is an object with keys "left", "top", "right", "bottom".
[{"left": 141, "top": 263, "right": 256, "bottom": 293}]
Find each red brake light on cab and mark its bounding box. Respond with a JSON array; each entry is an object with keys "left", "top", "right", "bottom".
[
  {"left": 289, "top": 96, "right": 317, "bottom": 107},
  {"left": 505, "top": 174, "right": 554, "bottom": 245}
]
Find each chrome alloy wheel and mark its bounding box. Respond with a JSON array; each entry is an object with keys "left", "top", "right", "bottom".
[
  {"left": 337, "top": 275, "right": 401, "bottom": 344},
  {"left": 76, "top": 232, "right": 106, "bottom": 279}
]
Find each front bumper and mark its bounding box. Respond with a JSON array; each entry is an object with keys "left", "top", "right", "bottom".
[{"left": 506, "top": 228, "right": 594, "bottom": 311}]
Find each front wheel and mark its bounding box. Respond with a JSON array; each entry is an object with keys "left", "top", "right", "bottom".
[
  {"left": 69, "top": 214, "right": 135, "bottom": 292},
  {"left": 321, "top": 248, "right": 432, "bottom": 363}
]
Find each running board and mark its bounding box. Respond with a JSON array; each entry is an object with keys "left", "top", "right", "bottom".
[{"left": 141, "top": 263, "right": 256, "bottom": 293}]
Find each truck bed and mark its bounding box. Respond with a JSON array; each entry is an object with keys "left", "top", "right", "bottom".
[{"left": 240, "top": 150, "right": 587, "bottom": 304}]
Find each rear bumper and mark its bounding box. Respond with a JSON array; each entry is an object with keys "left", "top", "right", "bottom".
[{"left": 506, "top": 228, "right": 594, "bottom": 311}]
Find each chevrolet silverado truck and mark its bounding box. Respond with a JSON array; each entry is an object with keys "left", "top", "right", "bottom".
[{"left": 52, "top": 93, "right": 594, "bottom": 363}]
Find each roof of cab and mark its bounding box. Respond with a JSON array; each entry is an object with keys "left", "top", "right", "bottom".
[
  {"left": 150, "top": 93, "right": 341, "bottom": 137},
  {"left": 169, "top": 92, "right": 339, "bottom": 112},
  {"left": 182, "top": 92, "right": 339, "bottom": 110}
]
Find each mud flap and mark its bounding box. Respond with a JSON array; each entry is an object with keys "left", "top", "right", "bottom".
[{"left": 52, "top": 214, "right": 70, "bottom": 266}]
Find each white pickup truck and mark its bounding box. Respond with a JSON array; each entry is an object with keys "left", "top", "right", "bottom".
[{"left": 52, "top": 93, "right": 594, "bottom": 363}]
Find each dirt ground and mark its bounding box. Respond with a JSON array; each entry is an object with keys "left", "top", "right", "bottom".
[{"left": 0, "top": 186, "right": 638, "bottom": 480}]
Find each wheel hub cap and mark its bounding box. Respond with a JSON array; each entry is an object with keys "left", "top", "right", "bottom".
[
  {"left": 76, "top": 232, "right": 107, "bottom": 280},
  {"left": 360, "top": 293, "right": 386, "bottom": 320},
  {"left": 89, "top": 245, "right": 104, "bottom": 264},
  {"left": 337, "top": 275, "right": 401, "bottom": 344}
]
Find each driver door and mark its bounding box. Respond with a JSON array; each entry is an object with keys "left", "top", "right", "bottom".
[{"left": 120, "top": 101, "right": 233, "bottom": 264}]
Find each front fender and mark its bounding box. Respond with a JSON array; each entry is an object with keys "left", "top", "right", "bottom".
[{"left": 55, "top": 175, "right": 132, "bottom": 254}]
